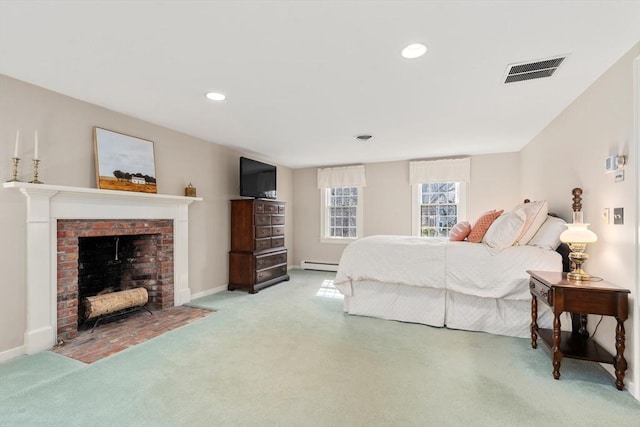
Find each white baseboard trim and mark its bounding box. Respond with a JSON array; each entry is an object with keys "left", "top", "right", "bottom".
[
  {"left": 628, "top": 379, "right": 639, "bottom": 401},
  {"left": 300, "top": 261, "right": 339, "bottom": 272},
  {"left": 0, "top": 345, "right": 25, "bottom": 363},
  {"left": 190, "top": 285, "right": 228, "bottom": 300}
]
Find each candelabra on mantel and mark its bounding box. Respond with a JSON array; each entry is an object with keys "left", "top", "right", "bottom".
[{"left": 6, "top": 157, "right": 20, "bottom": 182}]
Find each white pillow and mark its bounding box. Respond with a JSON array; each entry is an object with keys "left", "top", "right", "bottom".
[
  {"left": 527, "top": 216, "right": 567, "bottom": 250},
  {"left": 482, "top": 209, "right": 526, "bottom": 254},
  {"left": 512, "top": 200, "right": 548, "bottom": 245}
]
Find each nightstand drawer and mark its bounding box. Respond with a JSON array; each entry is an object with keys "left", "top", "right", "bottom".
[{"left": 530, "top": 278, "right": 552, "bottom": 305}]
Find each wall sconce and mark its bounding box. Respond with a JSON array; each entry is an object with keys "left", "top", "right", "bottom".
[
  {"left": 604, "top": 155, "right": 626, "bottom": 173},
  {"left": 560, "top": 212, "right": 598, "bottom": 282}
]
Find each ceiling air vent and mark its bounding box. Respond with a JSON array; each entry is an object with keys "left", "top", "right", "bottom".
[{"left": 504, "top": 56, "right": 566, "bottom": 83}]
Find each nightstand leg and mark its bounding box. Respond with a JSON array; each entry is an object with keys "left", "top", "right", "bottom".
[
  {"left": 530, "top": 294, "right": 538, "bottom": 349},
  {"left": 552, "top": 313, "right": 562, "bottom": 380},
  {"left": 614, "top": 318, "right": 627, "bottom": 390}
]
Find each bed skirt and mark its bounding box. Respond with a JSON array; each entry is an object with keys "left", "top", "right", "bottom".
[
  {"left": 343, "top": 280, "right": 560, "bottom": 338},
  {"left": 343, "top": 280, "right": 445, "bottom": 327}
]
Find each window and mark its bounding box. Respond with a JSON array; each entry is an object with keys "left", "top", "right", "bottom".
[
  {"left": 321, "top": 186, "right": 363, "bottom": 243},
  {"left": 412, "top": 182, "right": 466, "bottom": 237}
]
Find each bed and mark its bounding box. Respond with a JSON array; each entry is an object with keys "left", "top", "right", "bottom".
[{"left": 334, "top": 199, "right": 573, "bottom": 338}]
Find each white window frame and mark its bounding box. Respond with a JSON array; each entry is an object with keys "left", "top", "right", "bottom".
[
  {"left": 411, "top": 182, "right": 466, "bottom": 237},
  {"left": 320, "top": 186, "right": 364, "bottom": 244}
]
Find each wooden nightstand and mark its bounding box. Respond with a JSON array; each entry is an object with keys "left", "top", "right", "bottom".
[{"left": 527, "top": 270, "right": 630, "bottom": 390}]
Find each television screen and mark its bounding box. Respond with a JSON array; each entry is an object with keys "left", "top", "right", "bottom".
[{"left": 240, "top": 157, "right": 277, "bottom": 199}]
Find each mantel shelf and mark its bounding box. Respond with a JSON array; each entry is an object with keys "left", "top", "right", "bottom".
[{"left": 3, "top": 181, "right": 203, "bottom": 204}]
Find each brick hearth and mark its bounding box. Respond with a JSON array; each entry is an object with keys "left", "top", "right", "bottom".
[{"left": 57, "top": 219, "right": 174, "bottom": 341}]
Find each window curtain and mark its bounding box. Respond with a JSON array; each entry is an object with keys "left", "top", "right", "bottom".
[
  {"left": 317, "top": 165, "right": 367, "bottom": 188},
  {"left": 409, "top": 158, "right": 470, "bottom": 184}
]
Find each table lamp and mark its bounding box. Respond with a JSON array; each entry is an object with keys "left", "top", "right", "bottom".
[{"left": 560, "top": 212, "right": 598, "bottom": 282}]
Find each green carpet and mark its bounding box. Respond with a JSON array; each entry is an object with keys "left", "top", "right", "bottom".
[{"left": 1, "top": 270, "right": 638, "bottom": 426}]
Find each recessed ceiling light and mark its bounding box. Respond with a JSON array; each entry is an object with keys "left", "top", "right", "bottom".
[
  {"left": 205, "top": 92, "right": 226, "bottom": 101},
  {"left": 401, "top": 43, "right": 427, "bottom": 59}
]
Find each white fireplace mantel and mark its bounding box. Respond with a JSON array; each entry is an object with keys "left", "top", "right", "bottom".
[{"left": 3, "top": 182, "right": 202, "bottom": 355}]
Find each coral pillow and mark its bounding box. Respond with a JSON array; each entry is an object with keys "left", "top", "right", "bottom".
[
  {"left": 482, "top": 210, "right": 526, "bottom": 254},
  {"left": 449, "top": 221, "right": 471, "bottom": 241},
  {"left": 468, "top": 210, "right": 504, "bottom": 243},
  {"left": 513, "top": 200, "right": 548, "bottom": 245}
]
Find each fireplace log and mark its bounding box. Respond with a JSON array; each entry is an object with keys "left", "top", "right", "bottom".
[{"left": 81, "top": 287, "right": 149, "bottom": 321}]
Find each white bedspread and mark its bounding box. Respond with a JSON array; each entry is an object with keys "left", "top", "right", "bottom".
[
  {"left": 334, "top": 235, "right": 446, "bottom": 296},
  {"left": 334, "top": 235, "right": 561, "bottom": 300}
]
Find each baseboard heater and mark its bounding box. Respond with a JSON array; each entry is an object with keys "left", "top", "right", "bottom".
[{"left": 300, "top": 261, "right": 339, "bottom": 272}]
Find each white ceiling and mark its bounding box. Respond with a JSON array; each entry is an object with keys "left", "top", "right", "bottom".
[{"left": 1, "top": 1, "right": 639, "bottom": 169}]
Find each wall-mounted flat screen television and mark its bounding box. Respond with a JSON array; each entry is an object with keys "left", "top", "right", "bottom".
[{"left": 239, "top": 157, "right": 277, "bottom": 199}]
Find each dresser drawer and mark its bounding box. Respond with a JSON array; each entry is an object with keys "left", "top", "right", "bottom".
[
  {"left": 278, "top": 205, "right": 285, "bottom": 214},
  {"left": 271, "top": 226, "right": 284, "bottom": 236},
  {"left": 271, "top": 214, "right": 285, "bottom": 225},
  {"left": 255, "top": 251, "right": 287, "bottom": 270},
  {"left": 530, "top": 278, "right": 552, "bottom": 305},
  {"left": 255, "top": 214, "right": 270, "bottom": 226},
  {"left": 263, "top": 203, "right": 278, "bottom": 214},
  {"left": 271, "top": 236, "right": 285, "bottom": 248},
  {"left": 255, "top": 226, "right": 272, "bottom": 238},
  {"left": 255, "top": 238, "right": 271, "bottom": 251},
  {"left": 256, "top": 264, "right": 287, "bottom": 284}
]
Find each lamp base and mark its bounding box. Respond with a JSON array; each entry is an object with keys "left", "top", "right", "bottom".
[
  {"left": 568, "top": 251, "right": 590, "bottom": 282},
  {"left": 567, "top": 271, "right": 591, "bottom": 282}
]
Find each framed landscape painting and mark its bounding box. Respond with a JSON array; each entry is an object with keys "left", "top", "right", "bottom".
[{"left": 93, "top": 127, "right": 157, "bottom": 193}]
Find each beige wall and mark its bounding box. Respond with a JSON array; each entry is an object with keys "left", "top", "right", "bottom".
[
  {"left": 520, "top": 43, "right": 640, "bottom": 395},
  {"left": 292, "top": 153, "right": 521, "bottom": 266},
  {"left": 0, "top": 75, "right": 293, "bottom": 356}
]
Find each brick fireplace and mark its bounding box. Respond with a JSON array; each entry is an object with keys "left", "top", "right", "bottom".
[
  {"left": 4, "top": 182, "right": 200, "bottom": 356},
  {"left": 57, "top": 219, "right": 174, "bottom": 341}
]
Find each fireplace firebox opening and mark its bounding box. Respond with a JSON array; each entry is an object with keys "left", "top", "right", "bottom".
[{"left": 57, "top": 219, "right": 174, "bottom": 341}]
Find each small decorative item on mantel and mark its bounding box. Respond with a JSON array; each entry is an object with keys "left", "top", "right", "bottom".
[
  {"left": 184, "top": 182, "right": 197, "bottom": 197},
  {"left": 7, "top": 130, "right": 21, "bottom": 182},
  {"left": 29, "top": 130, "right": 43, "bottom": 184}
]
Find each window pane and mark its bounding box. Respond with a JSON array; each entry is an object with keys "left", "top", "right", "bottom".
[
  {"left": 418, "top": 182, "right": 458, "bottom": 238},
  {"left": 327, "top": 187, "right": 359, "bottom": 239}
]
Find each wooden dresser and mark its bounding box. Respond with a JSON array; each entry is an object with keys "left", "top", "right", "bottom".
[{"left": 228, "top": 199, "right": 289, "bottom": 293}]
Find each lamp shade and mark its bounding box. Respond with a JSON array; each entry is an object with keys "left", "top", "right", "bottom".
[{"left": 560, "top": 223, "right": 598, "bottom": 243}]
